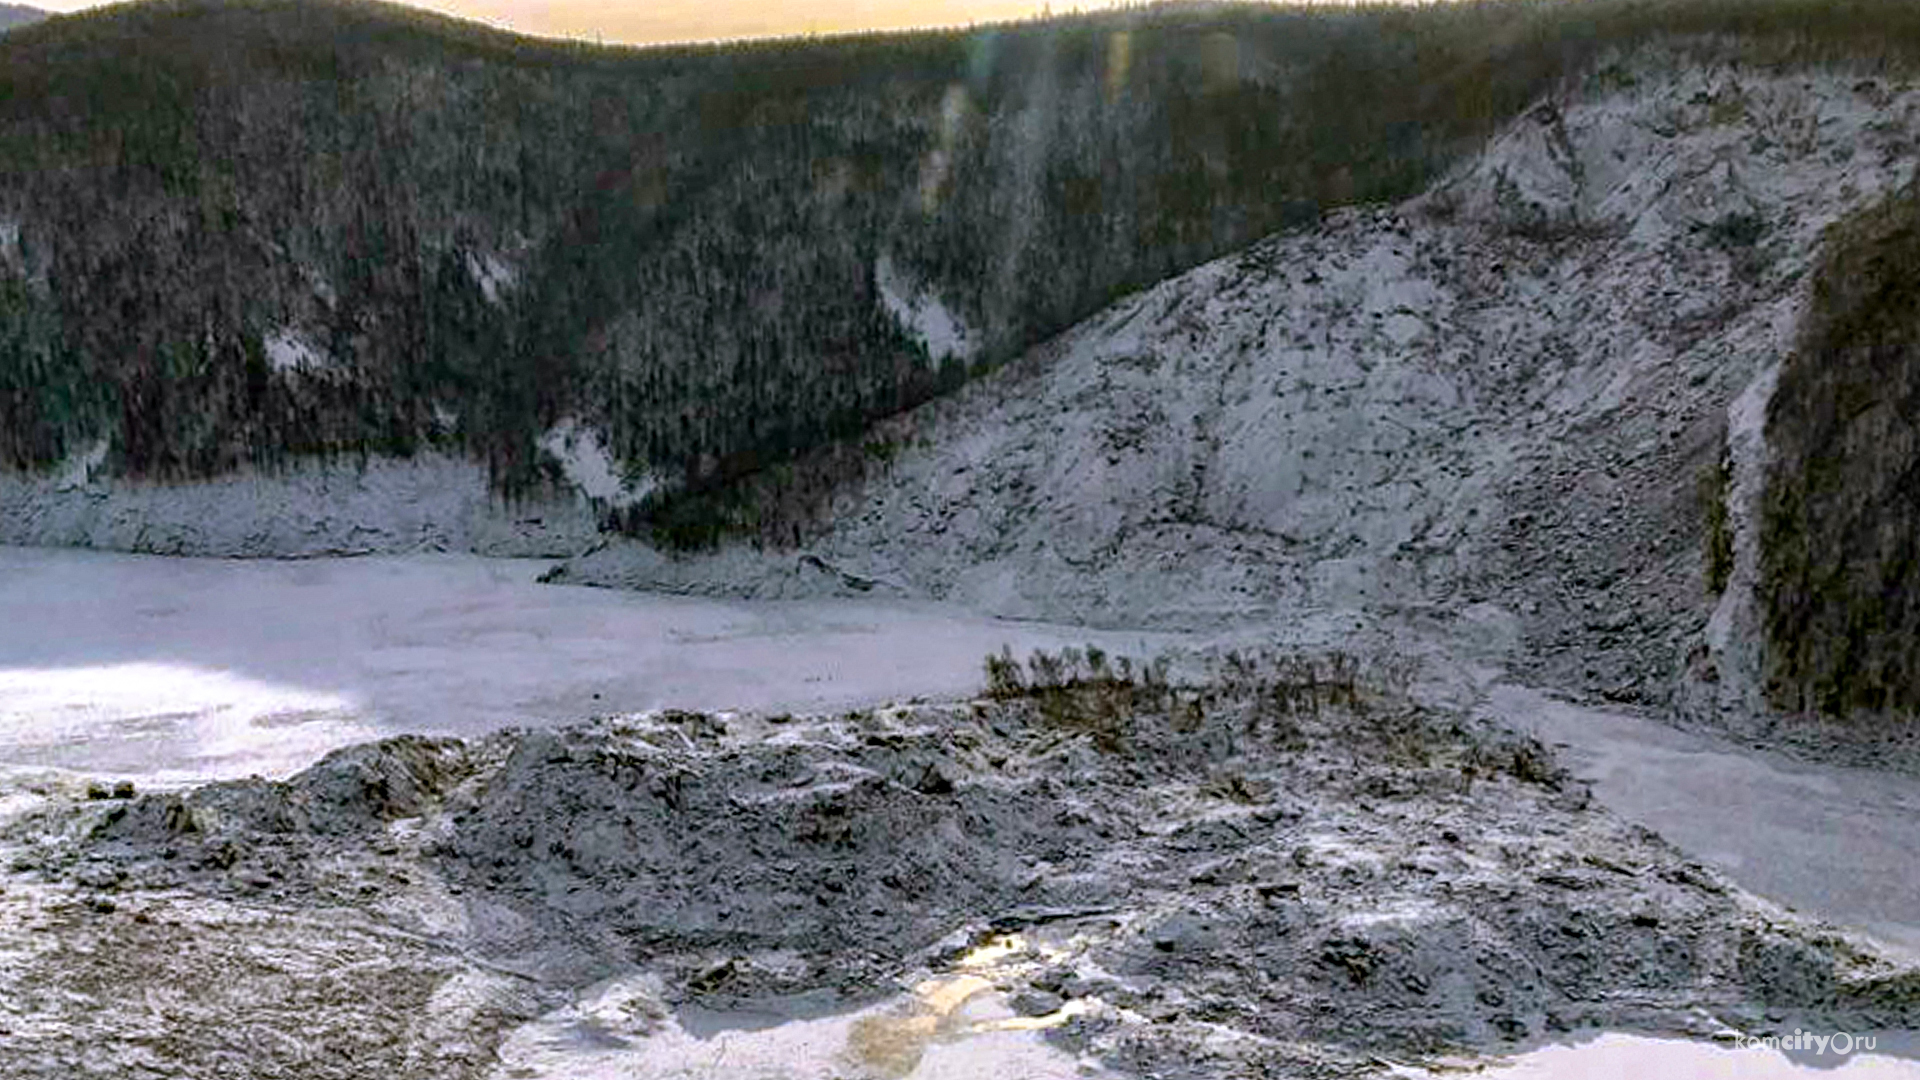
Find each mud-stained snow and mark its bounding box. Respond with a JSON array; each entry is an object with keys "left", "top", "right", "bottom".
[{"left": 491, "top": 967, "right": 1109, "bottom": 1080}]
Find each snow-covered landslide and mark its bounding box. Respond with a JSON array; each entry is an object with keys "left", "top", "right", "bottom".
[{"left": 558, "top": 47, "right": 1920, "bottom": 734}]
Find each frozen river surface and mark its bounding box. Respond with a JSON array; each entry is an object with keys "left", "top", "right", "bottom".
[{"left": 0, "top": 547, "right": 1179, "bottom": 781}]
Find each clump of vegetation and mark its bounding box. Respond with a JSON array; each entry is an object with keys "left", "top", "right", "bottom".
[
  {"left": 981, "top": 642, "right": 1568, "bottom": 790},
  {"left": 986, "top": 643, "right": 1400, "bottom": 744},
  {"left": 983, "top": 644, "right": 1170, "bottom": 749},
  {"left": 1705, "top": 210, "right": 1769, "bottom": 251},
  {"left": 1760, "top": 179, "right": 1920, "bottom": 719},
  {"left": 1702, "top": 209, "right": 1776, "bottom": 280}
]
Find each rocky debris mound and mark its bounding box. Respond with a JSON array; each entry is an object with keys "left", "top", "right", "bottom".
[
  {"left": 440, "top": 720, "right": 1065, "bottom": 971},
  {"left": 119, "top": 735, "right": 475, "bottom": 839},
  {"left": 5, "top": 651, "right": 1920, "bottom": 1078}
]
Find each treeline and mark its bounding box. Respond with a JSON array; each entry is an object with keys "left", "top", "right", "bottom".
[
  {"left": 6, "top": 0, "right": 1920, "bottom": 531},
  {"left": 1761, "top": 179, "right": 1920, "bottom": 719}
]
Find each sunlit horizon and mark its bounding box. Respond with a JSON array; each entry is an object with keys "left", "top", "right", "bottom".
[{"left": 26, "top": 0, "right": 1139, "bottom": 46}]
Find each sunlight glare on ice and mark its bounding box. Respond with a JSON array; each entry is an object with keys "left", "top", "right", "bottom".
[{"left": 0, "top": 662, "right": 374, "bottom": 779}]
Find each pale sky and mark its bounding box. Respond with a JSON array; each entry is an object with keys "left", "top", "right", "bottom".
[{"left": 33, "top": 0, "right": 1117, "bottom": 45}]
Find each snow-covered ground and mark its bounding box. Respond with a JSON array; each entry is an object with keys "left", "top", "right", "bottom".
[
  {"left": 1441, "top": 1033, "right": 1920, "bottom": 1080},
  {"left": 4, "top": 43, "right": 1920, "bottom": 1080},
  {"left": 876, "top": 252, "right": 978, "bottom": 364},
  {"left": 1483, "top": 683, "right": 1920, "bottom": 957},
  {"left": 5, "top": 605, "right": 1918, "bottom": 1080}
]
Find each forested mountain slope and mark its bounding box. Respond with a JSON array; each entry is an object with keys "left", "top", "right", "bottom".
[
  {"left": 0, "top": 0, "right": 1481, "bottom": 496},
  {"left": 8, "top": 0, "right": 1920, "bottom": 732},
  {"left": 7, "top": 0, "right": 1920, "bottom": 529}
]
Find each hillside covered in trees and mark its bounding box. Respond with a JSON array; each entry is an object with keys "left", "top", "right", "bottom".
[
  {"left": 1762, "top": 179, "right": 1920, "bottom": 719},
  {"left": 5, "top": 0, "right": 1920, "bottom": 535}
]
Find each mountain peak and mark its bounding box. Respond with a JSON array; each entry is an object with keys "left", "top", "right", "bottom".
[{"left": 0, "top": 3, "right": 44, "bottom": 32}]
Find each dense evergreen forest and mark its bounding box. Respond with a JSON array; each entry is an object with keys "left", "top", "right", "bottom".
[
  {"left": 1762, "top": 180, "right": 1920, "bottom": 719},
  {"left": 4, "top": 0, "right": 1920, "bottom": 538}
]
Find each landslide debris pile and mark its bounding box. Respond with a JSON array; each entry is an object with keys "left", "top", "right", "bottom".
[{"left": 4, "top": 651, "right": 1919, "bottom": 1079}]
